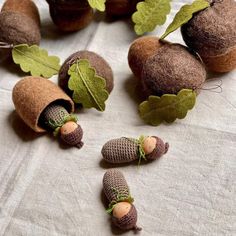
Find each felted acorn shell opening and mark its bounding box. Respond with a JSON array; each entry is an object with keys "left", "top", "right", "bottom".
[{"left": 12, "top": 76, "right": 74, "bottom": 133}]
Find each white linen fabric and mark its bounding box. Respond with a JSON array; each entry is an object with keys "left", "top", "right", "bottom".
[{"left": 0, "top": 1, "right": 235, "bottom": 235}]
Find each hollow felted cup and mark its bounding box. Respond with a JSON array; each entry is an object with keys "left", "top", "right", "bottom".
[{"left": 12, "top": 76, "right": 74, "bottom": 133}]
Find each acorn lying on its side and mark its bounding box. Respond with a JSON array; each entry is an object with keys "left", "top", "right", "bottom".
[
  {"left": 103, "top": 169, "right": 141, "bottom": 231},
  {"left": 102, "top": 136, "right": 169, "bottom": 164}
]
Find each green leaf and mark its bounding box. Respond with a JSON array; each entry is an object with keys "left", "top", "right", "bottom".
[
  {"left": 139, "top": 89, "right": 196, "bottom": 126},
  {"left": 161, "top": 0, "right": 210, "bottom": 39},
  {"left": 68, "top": 59, "right": 109, "bottom": 112},
  {"left": 12, "top": 44, "right": 60, "bottom": 78},
  {"left": 132, "top": 0, "right": 171, "bottom": 35},
  {"left": 87, "top": 0, "right": 106, "bottom": 11}
]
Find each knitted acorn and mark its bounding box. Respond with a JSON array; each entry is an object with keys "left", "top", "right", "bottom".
[
  {"left": 181, "top": 0, "right": 236, "bottom": 72},
  {"left": 46, "top": 0, "right": 93, "bottom": 32},
  {"left": 106, "top": 0, "right": 141, "bottom": 17},
  {"left": 102, "top": 136, "right": 169, "bottom": 164},
  {"left": 0, "top": 0, "right": 41, "bottom": 47},
  {"left": 12, "top": 76, "right": 84, "bottom": 148},
  {"left": 59, "top": 50, "right": 114, "bottom": 96},
  {"left": 103, "top": 169, "right": 141, "bottom": 231}
]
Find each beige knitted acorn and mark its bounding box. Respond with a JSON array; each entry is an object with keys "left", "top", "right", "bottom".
[
  {"left": 103, "top": 169, "right": 141, "bottom": 232},
  {"left": 102, "top": 136, "right": 169, "bottom": 164},
  {"left": 12, "top": 76, "right": 84, "bottom": 148},
  {"left": 0, "top": 0, "right": 41, "bottom": 47}
]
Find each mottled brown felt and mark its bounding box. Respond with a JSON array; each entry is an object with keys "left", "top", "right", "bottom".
[
  {"left": 181, "top": 0, "right": 236, "bottom": 72},
  {"left": 12, "top": 76, "right": 74, "bottom": 133},
  {"left": 49, "top": 6, "right": 93, "bottom": 32},
  {"left": 0, "top": 11, "right": 40, "bottom": 46},
  {"left": 1, "top": 0, "right": 41, "bottom": 27},
  {"left": 146, "top": 137, "right": 169, "bottom": 161},
  {"left": 60, "top": 125, "right": 84, "bottom": 149},
  {"left": 106, "top": 0, "right": 141, "bottom": 17},
  {"left": 112, "top": 204, "right": 139, "bottom": 231},
  {"left": 102, "top": 138, "right": 138, "bottom": 164},
  {"left": 103, "top": 169, "right": 130, "bottom": 203},
  {"left": 128, "top": 36, "right": 165, "bottom": 78},
  {"left": 59, "top": 50, "right": 114, "bottom": 95},
  {"left": 46, "top": 0, "right": 90, "bottom": 11},
  {"left": 141, "top": 44, "right": 207, "bottom": 96}
]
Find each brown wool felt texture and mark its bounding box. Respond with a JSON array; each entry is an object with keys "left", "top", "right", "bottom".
[
  {"left": 101, "top": 136, "right": 168, "bottom": 164},
  {"left": 128, "top": 36, "right": 166, "bottom": 78},
  {"left": 181, "top": 0, "right": 236, "bottom": 72},
  {"left": 0, "top": 11, "right": 40, "bottom": 46},
  {"left": 12, "top": 76, "right": 74, "bottom": 133},
  {"left": 141, "top": 43, "right": 207, "bottom": 96},
  {"left": 103, "top": 169, "right": 140, "bottom": 231},
  {"left": 46, "top": 0, "right": 90, "bottom": 11},
  {"left": 106, "top": 0, "right": 141, "bottom": 17},
  {"left": 59, "top": 50, "right": 114, "bottom": 95},
  {"left": 1, "top": 0, "right": 41, "bottom": 27}
]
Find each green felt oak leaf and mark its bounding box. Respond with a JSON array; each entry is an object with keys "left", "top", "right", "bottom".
[
  {"left": 139, "top": 89, "right": 196, "bottom": 126},
  {"left": 132, "top": 0, "right": 171, "bottom": 35},
  {"left": 87, "top": 0, "right": 106, "bottom": 11},
  {"left": 12, "top": 44, "right": 60, "bottom": 78},
  {"left": 161, "top": 0, "right": 210, "bottom": 39},
  {"left": 68, "top": 59, "right": 109, "bottom": 112}
]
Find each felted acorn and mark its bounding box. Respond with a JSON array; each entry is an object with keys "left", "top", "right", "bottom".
[
  {"left": 181, "top": 0, "right": 236, "bottom": 73},
  {"left": 12, "top": 76, "right": 84, "bottom": 148},
  {"left": 102, "top": 136, "right": 169, "bottom": 164},
  {"left": 45, "top": 0, "right": 94, "bottom": 32},
  {"left": 0, "top": 0, "right": 41, "bottom": 47},
  {"left": 103, "top": 169, "right": 141, "bottom": 232},
  {"left": 59, "top": 50, "right": 114, "bottom": 95},
  {"left": 105, "top": 0, "right": 141, "bottom": 17}
]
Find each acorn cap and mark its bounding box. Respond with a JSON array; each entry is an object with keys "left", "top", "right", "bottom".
[
  {"left": 49, "top": 6, "right": 93, "bottom": 32},
  {"left": 0, "top": 11, "right": 40, "bottom": 46},
  {"left": 12, "top": 76, "right": 74, "bottom": 133},
  {"left": 112, "top": 204, "right": 140, "bottom": 231},
  {"left": 128, "top": 36, "right": 165, "bottom": 78},
  {"left": 141, "top": 43, "right": 206, "bottom": 96},
  {"left": 1, "top": 0, "right": 41, "bottom": 27},
  {"left": 102, "top": 138, "right": 138, "bottom": 164},
  {"left": 59, "top": 50, "right": 114, "bottom": 95},
  {"left": 103, "top": 169, "right": 130, "bottom": 203},
  {"left": 146, "top": 137, "right": 169, "bottom": 160}
]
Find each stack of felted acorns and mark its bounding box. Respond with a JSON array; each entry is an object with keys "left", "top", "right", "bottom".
[{"left": 128, "top": 0, "right": 236, "bottom": 125}]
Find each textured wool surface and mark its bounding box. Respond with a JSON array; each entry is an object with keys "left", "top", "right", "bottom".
[
  {"left": 1, "top": 0, "right": 40, "bottom": 27},
  {"left": 142, "top": 43, "right": 207, "bottom": 96},
  {"left": 46, "top": 0, "right": 90, "bottom": 10},
  {"left": 0, "top": 11, "right": 40, "bottom": 46},
  {"left": 60, "top": 125, "right": 84, "bottom": 148},
  {"left": 12, "top": 76, "right": 74, "bottom": 133},
  {"left": 128, "top": 36, "right": 165, "bottom": 78},
  {"left": 0, "top": 1, "right": 236, "bottom": 235},
  {"left": 59, "top": 50, "right": 114, "bottom": 95},
  {"left": 49, "top": 6, "right": 94, "bottom": 32},
  {"left": 102, "top": 137, "right": 138, "bottom": 164}
]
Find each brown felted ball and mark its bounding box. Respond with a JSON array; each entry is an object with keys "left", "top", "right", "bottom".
[
  {"left": 128, "top": 36, "right": 166, "bottom": 78},
  {"left": 12, "top": 76, "right": 74, "bottom": 133},
  {"left": 106, "top": 0, "right": 141, "bottom": 17},
  {"left": 181, "top": 0, "right": 236, "bottom": 72},
  {"left": 141, "top": 43, "right": 207, "bottom": 96},
  {"left": 59, "top": 50, "right": 114, "bottom": 95},
  {"left": 0, "top": 11, "right": 40, "bottom": 46},
  {"left": 46, "top": 0, "right": 89, "bottom": 11},
  {"left": 49, "top": 6, "right": 93, "bottom": 32},
  {"left": 1, "top": 0, "right": 41, "bottom": 27}
]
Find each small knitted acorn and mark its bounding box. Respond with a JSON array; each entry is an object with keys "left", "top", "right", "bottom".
[
  {"left": 0, "top": 0, "right": 41, "bottom": 48},
  {"left": 103, "top": 169, "right": 141, "bottom": 231},
  {"left": 46, "top": 0, "right": 93, "bottom": 32},
  {"left": 106, "top": 0, "right": 141, "bottom": 17},
  {"left": 181, "top": 0, "right": 236, "bottom": 72},
  {"left": 59, "top": 50, "right": 114, "bottom": 96},
  {"left": 102, "top": 136, "right": 169, "bottom": 164},
  {"left": 39, "top": 103, "right": 83, "bottom": 148}
]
